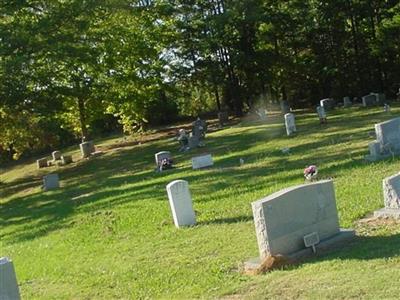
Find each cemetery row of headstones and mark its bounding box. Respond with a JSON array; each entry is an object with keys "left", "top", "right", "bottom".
[{"left": 36, "top": 140, "right": 102, "bottom": 170}]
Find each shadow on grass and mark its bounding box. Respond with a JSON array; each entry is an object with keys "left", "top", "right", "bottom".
[{"left": 1, "top": 107, "right": 399, "bottom": 245}]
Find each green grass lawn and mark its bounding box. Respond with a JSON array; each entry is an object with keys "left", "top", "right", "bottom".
[{"left": 1, "top": 106, "right": 400, "bottom": 299}]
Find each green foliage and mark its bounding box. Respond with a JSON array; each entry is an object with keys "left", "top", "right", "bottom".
[{"left": 1, "top": 0, "right": 400, "bottom": 159}]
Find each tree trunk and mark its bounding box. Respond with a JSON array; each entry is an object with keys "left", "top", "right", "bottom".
[{"left": 78, "top": 97, "right": 88, "bottom": 141}]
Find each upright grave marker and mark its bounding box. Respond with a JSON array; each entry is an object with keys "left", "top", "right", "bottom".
[
  {"left": 166, "top": 180, "right": 196, "bottom": 228},
  {"left": 0, "top": 257, "right": 21, "bottom": 300},
  {"left": 52, "top": 151, "right": 62, "bottom": 161},
  {"left": 362, "top": 94, "right": 376, "bottom": 107},
  {"left": 366, "top": 117, "right": 400, "bottom": 161},
  {"left": 343, "top": 96, "right": 352, "bottom": 108},
  {"left": 43, "top": 173, "right": 60, "bottom": 191},
  {"left": 36, "top": 158, "right": 48, "bottom": 169},
  {"left": 316, "top": 106, "right": 327, "bottom": 124},
  {"left": 218, "top": 111, "right": 229, "bottom": 126},
  {"left": 284, "top": 113, "right": 296, "bottom": 136},
  {"left": 320, "top": 98, "right": 335, "bottom": 110},
  {"left": 374, "top": 173, "right": 400, "bottom": 218},
  {"left": 245, "top": 180, "right": 354, "bottom": 271},
  {"left": 80, "top": 141, "right": 95, "bottom": 158},
  {"left": 61, "top": 155, "right": 73, "bottom": 165}
]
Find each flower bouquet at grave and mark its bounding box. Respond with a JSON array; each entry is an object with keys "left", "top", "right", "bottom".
[
  {"left": 159, "top": 158, "right": 174, "bottom": 171},
  {"left": 304, "top": 165, "right": 318, "bottom": 181}
]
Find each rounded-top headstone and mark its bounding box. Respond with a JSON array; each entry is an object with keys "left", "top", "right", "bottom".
[{"left": 166, "top": 180, "right": 196, "bottom": 228}]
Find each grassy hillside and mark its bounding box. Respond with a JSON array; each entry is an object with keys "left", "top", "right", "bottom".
[{"left": 1, "top": 106, "right": 400, "bottom": 299}]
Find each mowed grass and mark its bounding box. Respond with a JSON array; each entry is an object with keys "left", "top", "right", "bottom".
[{"left": 1, "top": 106, "right": 400, "bottom": 299}]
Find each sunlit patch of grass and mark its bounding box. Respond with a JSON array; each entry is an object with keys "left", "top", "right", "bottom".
[{"left": 1, "top": 105, "right": 400, "bottom": 299}]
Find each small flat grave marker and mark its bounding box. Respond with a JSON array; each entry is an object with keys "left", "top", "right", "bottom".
[{"left": 192, "top": 154, "right": 213, "bottom": 170}]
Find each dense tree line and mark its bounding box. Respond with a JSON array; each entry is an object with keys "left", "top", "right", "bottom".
[{"left": 1, "top": 0, "right": 399, "bottom": 160}]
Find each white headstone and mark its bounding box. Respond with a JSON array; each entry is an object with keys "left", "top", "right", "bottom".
[
  {"left": 155, "top": 151, "right": 171, "bottom": 166},
  {"left": 0, "top": 257, "right": 21, "bottom": 300},
  {"left": 166, "top": 180, "right": 196, "bottom": 228},
  {"left": 251, "top": 180, "right": 344, "bottom": 259},
  {"left": 284, "top": 113, "right": 296, "bottom": 136},
  {"left": 43, "top": 173, "right": 60, "bottom": 191},
  {"left": 192, "top": 154, "right": 214, "bottom": 170}
]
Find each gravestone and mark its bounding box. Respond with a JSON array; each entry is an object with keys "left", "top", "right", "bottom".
[
  {"left": 371, "top": 93, "right": 386, "bottom": 104},
  {"left": 80, "top": 141, "right": 95, "bottom": 158},
  {"left": 37, "top": 158, "right": 48, "bottom": 169},
  {"left": 166, "top": 180, "right": 196, "bottom": 228},
  {"left": 0, "top": 257, "right": 21, "bottom": 300},
  {"left": 192, "top": 154, "right": 213, "bottom": 170},
  {"left": 343, "top": 96, "right": 352, "bottom": 108},
  {"left": 280, "top": 100, "right": 290, "bottom": 114},
  {"left": 52, "top": 151, "right": 62, "bottom": 161},
  {"left": 374, "top": 173, "right": 400, "bottom": 218},
  {"left": 257, "top": 109, "right": 267, "bottom": 120},
  {"left": 155, "top": 151, "right": 171, "bottom": 166},
  {"left": 366, "top": 117, "right": 400, "bottom": 161},
  {"left": 320, "top": 98, "right": 335, "bottom": 110},
  {"left": 43, "top": 173, "right": 60, "bottom": 191},
  {"left": 245, "top": 180, "right": 354, "bottom": 271},
  {"left": 316, "top": 106, "right": 327, "bottom": 124},
  {"left": 218, "top": 111, "right": 229, "bottom": 126},
  {"left": 362, "top": 94, "right": 377, "bottom": 107},
  {"left": 61, "top": 155, "right": 73, "bottom": 165},
  {"left": 284, "top": 113, "right": 296, "bottom": 136}
]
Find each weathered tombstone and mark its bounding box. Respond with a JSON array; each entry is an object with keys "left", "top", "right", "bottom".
[
  {"left": 80, "top": 141, "right": 95, "bottom": 158},
  {"left": 384, "top": 103, "right": 391, "bottom": 113},
  {"left": 192, "top": 154, "right": 214, "bottom": 170},
  {"left": 245, "top": 180, "right": 354, "bottom": 271},
  {"left": 61, "top": 155, "right": 73, "bottom": 165},
  {"left": 366, "top": 117, "right": 400, "bottom": 161},
  {"left": 362, "top": 94, "right": 377, "bottom": 107},
  {"left": 218, "top": 111, "right": 229, "bottom": 126},
  {"left": 192, "top": 118, "right": 207, "bottom": 139},
  {"left": 155, "top": 151, "right": 171, "bottom": 166},
  {"left": 280, "top": 100, "right": 290, "bottom": 114},
  {"left": 0, "top": 257, "right": 21, "bottom": 300},
  {"left": 36, "top": 158, "right": 48, "bottom": 169},
  {"left": 43, "top": 173, "right": 60, "bottom": 191},
  {"left": 374, "top": 173, "right": 400, "bottom": 218},
  {"left": 52, "top": 151, "right": 62, "bottom": 161},
  {"left": 284, "top": 113, "right": 296, "bottom": 136},
  {"left": 166, "top": 180, "right": 196, "bottom": 228},
  {"left": 343, "top": 96, "right": 352, "bottom": 108},
  {"left": 316, "top": 106, "right": 327, "bottom": 124},
  {"left": 320, "top": 98, "right": 335, "bottom": 110}
]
